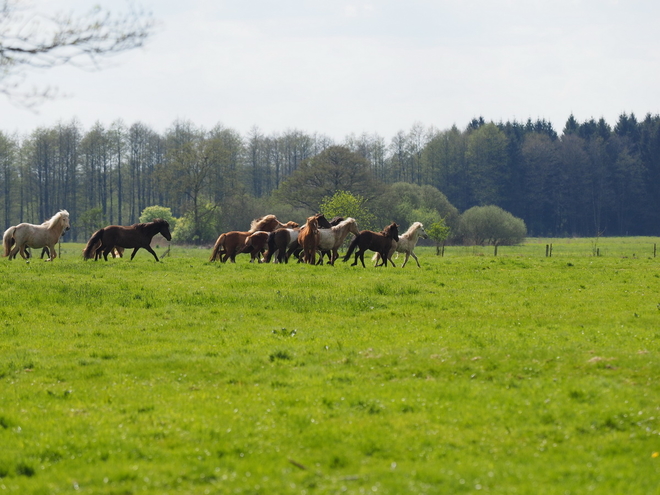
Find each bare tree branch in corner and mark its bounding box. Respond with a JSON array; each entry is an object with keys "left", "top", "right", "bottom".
[{"left": 0, "top": 0, "right": 155, "bottom": 107}]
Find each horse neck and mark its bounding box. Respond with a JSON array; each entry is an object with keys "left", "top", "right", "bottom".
[
  {"left": 48, "top": 217, "right": 67, "bottom": 237},
  {"left": 142, "top": 222, "right": 161, "bottom": 237}
]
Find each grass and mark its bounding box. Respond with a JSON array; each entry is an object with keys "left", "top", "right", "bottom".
[{"left": 0, "top": 238, "right": 659, "bottom": 494}]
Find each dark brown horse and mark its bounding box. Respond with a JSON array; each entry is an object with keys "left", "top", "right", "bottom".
[
  {"left": 264, "top": 227, "right": 299, "bottom": 263},
  {"left": 297, "top": 215, "right": 320, "bottom": 264},
  {"left": 343, "top": 222, "right": 399, "bottom": 267},
  {"left": 241, "top": 231, "right": 270, "bottom": 263},
  {"left": 209, "top": 215, "right": 295, "bottom": 262},
  {"left": 82, "top": 219, "right": 172, "bottom": 261}
]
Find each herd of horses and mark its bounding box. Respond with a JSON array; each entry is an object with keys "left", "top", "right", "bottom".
[
  {"left": 2, "top": 211, "right": 429, "bottom": 268},
  {"left": 208, "top": 213, "right": 428, "bottom": 268}
]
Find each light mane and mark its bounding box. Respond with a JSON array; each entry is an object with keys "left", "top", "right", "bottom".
[
  {"left": 45, "top": 210, "right": 69, "bottom": 229},
  {"left": 401, "top": 221, "right": 424, "bottom": 239},
  {"left": 250, "top": 214, "right": 278, "bottom": 233}
]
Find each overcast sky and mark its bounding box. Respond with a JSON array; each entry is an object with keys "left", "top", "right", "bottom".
[{"left": 1, "top": 0, "right": 659, "bottom": 141}]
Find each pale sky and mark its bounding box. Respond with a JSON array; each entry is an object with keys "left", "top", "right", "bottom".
[{"left": 1, "top": 0, "right": 659, "bottom": 140}]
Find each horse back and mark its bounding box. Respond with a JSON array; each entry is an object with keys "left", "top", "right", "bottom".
[{"left": 102, "top": 225, "right": 149, "bottom": 248}]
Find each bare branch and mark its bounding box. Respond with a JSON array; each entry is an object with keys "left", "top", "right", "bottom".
[{"left": 0, "top": 0, "right": 156, "bottom": 106}]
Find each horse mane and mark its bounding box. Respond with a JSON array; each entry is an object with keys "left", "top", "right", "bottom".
[
  {"left": 383, "top": 222, "right": 399, "bottom": 238},
  {"left": 250, "top": 214, "right": 280, "bottom": 233},
  {"left": 401, "top": 222, "right": 423, "bottom": 238},
  {"left": 135, "top": 218, "right": 166, "bottom": 231},
  {"left": 332, "top": 217, "right": 355, "bottom": 231},
  {"left": 45, "top": 210, "right": 69, "bottom": 229}
]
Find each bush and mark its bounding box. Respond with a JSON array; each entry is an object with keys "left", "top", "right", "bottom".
[
  {"left": 139, "top": 205, "right": 177, "bottom": 231},
  {"left": 459, "top": 205, "right": 526, "bottom": 251}
]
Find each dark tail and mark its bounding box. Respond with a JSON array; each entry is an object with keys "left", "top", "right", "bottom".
[
  {"left": 343, "top": 235, "right": 359, "bottom": 262},
  {"left": 82, "top": 229, "right": 104, "bottom": 260}
]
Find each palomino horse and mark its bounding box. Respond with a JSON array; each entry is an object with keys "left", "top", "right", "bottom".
[
  {"left": 82, "top": 219, "right": 171, "bottom": 261},
  {"left": 343, "top": 222, "right": 399, "bottom": 268},
  {"left": 373, "top": 221, "right": 428, "bottom": 268},
  {"left": 3, "top": 210, "right": 71, "bottom": 261},
  {"left": 316, "top": 217, "right": 360, "bottom": 265},
  {"left": 209, "top": 215, "right": 295, "bottom": 262},
  {"left": 297, "top": 215, "right": 320, "bottom": 264}
]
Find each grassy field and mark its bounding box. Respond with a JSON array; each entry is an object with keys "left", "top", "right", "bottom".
[{"left": 1, "top": 238, "right": 659, "bottom": 494}]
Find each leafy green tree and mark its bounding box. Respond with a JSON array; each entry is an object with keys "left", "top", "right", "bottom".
[
  {"left": 139, "top": 205, "right": 177, "bottom": 230},
  {"left": 427, "top": 219, "right": 451, "bottom": 256},
  {"left": 275, "top": 146, "right": 382, "bottom": 211},
  {"left": 319, "top": 190, "right": 376, "bottom": 231},
  {"left": 459, "top": 205, "right": 526, "bottom": 255},
  {"left": 171, "top": 203, "right": 221, "bottom": 245},
  {"left": 78, "top": 207, "right": 105, "bottom": 237}
]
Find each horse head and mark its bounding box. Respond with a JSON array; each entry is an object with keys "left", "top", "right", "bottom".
[
  {"left": 156, "top": 219, "right": 172, "bottom": 241},
  {"left": 385, "top": 222, "right": 399, "bottom": 242},
  {"left": 416, "top": 223, "right": 428, "bottom": 239},
  {"left": 346, "top": 218, "right": 360, "bottom": 236},
  {"left": 56, "top": 210, "right": 71, "bottom": 233},
  {"left": 306, "top": 215, "right": 319, "bottom": 234}
]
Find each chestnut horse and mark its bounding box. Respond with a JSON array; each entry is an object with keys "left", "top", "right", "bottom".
[
  {"left": 82, "top": 219, "right": 171, "bottom": 261},
  {"left": 343, "top": 222, "right": 399, "bottom": 268},
  {"left": 3, "top": 210, "right": 70, "bottom": 261},
  {"left": 297, "top": 215, "right": 320, "bottom": 264},
  {"left": 209, "top": 215, "right": 295, "bottom": 262}
]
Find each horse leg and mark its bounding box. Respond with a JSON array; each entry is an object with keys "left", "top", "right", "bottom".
[
  {"left": 410, "top": 251, "right": 420, "bottom": 268},
  {"left": 45, "top": 244, "right": 56, "bottom": 261},
  {"left": 14, "top": 245, "right": 26, "bottom": 260},
  {"left": 130, "top": 248, "right": 140, "bottom": 260},
  {"left": 143, "top": 246, "right": 160, "bottom": 262}
]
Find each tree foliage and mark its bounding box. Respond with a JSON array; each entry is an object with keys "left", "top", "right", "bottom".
[
  {"left": 139, "top": 205, "right": 176, "bottom": 230},
  {"left": 2, "top": 113, "right": 660, "bottom": 242},
  {"left": 275, "top": 146, "right": 383, "bottom": 212},
  {"left": 427, "top": 220, "right": 451, "bottom": 255},
  {"left": 319, "top": 190, "right": 376, "bottom": 231}
]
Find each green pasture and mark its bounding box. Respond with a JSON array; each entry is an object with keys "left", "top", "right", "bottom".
[{"left": 1, "top": 238, "right": 659, "bottom": 494}]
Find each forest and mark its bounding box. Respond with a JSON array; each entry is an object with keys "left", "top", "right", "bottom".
[{"left": 1, "top": 111, "right": 659, "bottom": 243}]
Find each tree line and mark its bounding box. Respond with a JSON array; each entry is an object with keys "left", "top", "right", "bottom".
[{"left": 1, "top": 112, "right": 659, "bottom": 243}]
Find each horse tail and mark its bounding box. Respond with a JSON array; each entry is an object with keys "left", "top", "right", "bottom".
[
  {"left": 82, "top": 229, "right": 104, "bottom": 260},
  {"left": 2, "top": 226, "right": 16, "bottom": 257},
  {"left": 343, "top": 234, "right": 360, "bottom": 262},
  {"left": 210, "top": 233, "right": 226, "bottom": 262}
]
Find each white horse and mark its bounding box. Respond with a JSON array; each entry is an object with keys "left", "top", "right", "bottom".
[
  {"left": 3, "top": 210, "right": 71, "bottom": 261},
  {"left": 317, "top": 217, "right": 360, "bottom": 265},
  {"left": 373, "top": 221, "right": 428, "bottom": 268}
]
